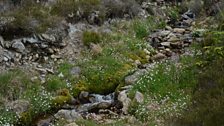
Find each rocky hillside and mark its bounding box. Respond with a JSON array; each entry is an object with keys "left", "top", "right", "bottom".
[{"left": 0, "top": 0, "right": 224, "bottom": 126}]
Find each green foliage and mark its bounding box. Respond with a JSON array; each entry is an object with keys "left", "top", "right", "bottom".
[
  {"left": 58, "top": 62, "right": 74, "bottom": 77},
  {"left": 199, "top": 31, "right": 224, "bottom": 63},
  {"left": 45, "top": 75, "right": 67, "bottom": 92},
  {"left": 177, "top": 59, "right": 224, "bottom": 126},
  {"left": 73, "top": 56, "right": 133, "bottom": 95},
  {"left": 176, "top": 23, "right": 224, "bottom": 125},
  {"left": 0, "top": 109, "right": 17, "bottom": 125},
  {"left": 133, "top": 20, "right": 148, "bottom": 39},
  {"left": 167, "top": 7, "right": 180, "bottom": 22},
  {"left": 82, "top": 31, "right": 101, "bottom": 46}
]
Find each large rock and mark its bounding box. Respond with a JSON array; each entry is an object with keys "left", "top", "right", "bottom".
[
  {"left": 11, "top": 40, "right": 26, "bottom": 53},
  {"left": 54, "top": 109, "right": 83, "bottom": 122},
  {"left": 134, "top": 91, "right": 144, "bottom": 103},
  {"left": 118, "top": 90, "right": 131, "bottom": 114},
  {"left": 173, "top": 28, "right": 185, "bottom": 34},
  {"left": 125, "top": 69, "right": 147, "bottom": 85}
]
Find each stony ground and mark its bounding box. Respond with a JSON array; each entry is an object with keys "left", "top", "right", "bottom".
[{"left": 0, "top": 0, "right": 223, "bottom": 126}]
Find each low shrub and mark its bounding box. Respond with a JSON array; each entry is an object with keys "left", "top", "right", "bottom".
[
  {"left": 51, "top": 0, "right": 101, "bottom": 23},
  {"left": 45, "top": 76, "right": 68, "bottom": 92},
  {"left": 133, "top": 20, "right": 148, "bottom": 39},
  {"left": 1, "top": 3, "right": 62, "bottom": 39},
  {"left": 82, "top": 31, "right": 101, "bottom": 46}
]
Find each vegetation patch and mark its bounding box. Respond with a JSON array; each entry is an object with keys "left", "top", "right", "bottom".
[
  {"left": 82, "top": 31, "right": 101, "bottom": 47},
  {"left": 128, "top": 54, "right": 198, "bottom": 125}
]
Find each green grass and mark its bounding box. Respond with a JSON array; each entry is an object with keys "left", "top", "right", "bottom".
[
  {"left": 128, "top": 55, "right": 198, "bottom": 124},
  {"left": 133, "top": 20, "right": 149, "bottom": 39},
  {"left": 82, "top": 31, "right": 102, "bottom": 46}
]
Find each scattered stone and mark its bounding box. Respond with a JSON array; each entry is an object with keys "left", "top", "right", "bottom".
[
  {"left": 160, "top": 42, "right": 171, "bottom": 47},
  {"left": 134, "top": 91, "right": 144, "bottom": 103},
  {"left": 54, "top": 109, "right": 83, "bottom": 122},
  {"left": 170, "top": 42, "right": 183, "bottom": 49},
  {"left": 167, "top": 36, "right": 180, "bottom": 42},
  {"left": 160, "top": 30, "right": 171, "bottom": 37},
  {"left": 40, "top": 34, "right": 56, "bottom": 42},
  {"left": 24, "top": 37, "right": 39, "bottom": 44},
  {"left": 90, "top": 43, "right": 103, "bottom": 56},
  {"left": 70, "top": 67, "right": 81, "bottom": 77},
  {"left": 173, "top": 28, "right": 185, "bottom": 34},
  {"left": 151, "top": 53, "right": 166, "bottom": 61},
  {"left": 165, "top": 26, "right": 173, "bottom": 31}
]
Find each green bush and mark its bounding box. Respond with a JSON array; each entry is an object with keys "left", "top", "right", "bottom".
[
  {"left": 199, "top": 31, "right": 224, "bottom": 64},
  {"left": 177, "top": 59, "right": 224, "bottom": 126},
  {"left": 133, "top": 20, "right": 148, "bottom": 39},
  {"left": 45, "top": 76, "right": 67, "bottom": 92},
  {"left": 82, "top": 31, "right": 101, "bottom": 46}
]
